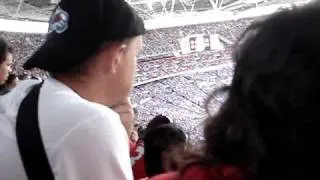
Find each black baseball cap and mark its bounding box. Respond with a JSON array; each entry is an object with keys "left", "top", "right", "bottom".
[{"left": 24, "top": 0, "right": 145, "bottom": 73}]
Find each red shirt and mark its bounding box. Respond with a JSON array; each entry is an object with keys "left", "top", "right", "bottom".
[
  {"left": 149, "top": 165, "right": 246, "bottom": 180},
  {"left": 130, "top": 140, "right": 147, "bottom": 180}
]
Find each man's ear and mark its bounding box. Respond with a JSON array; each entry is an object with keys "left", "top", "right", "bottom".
[
  {"left": 100, "top": 43, "right": 127, "bottom": 74},
  {"left": 111, "top": 44, "right": 127, "bottom": 74}
]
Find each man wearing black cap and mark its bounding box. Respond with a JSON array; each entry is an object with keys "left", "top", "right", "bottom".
[{"left": 0, "top": 0, "right": 145, "bottom": 179}]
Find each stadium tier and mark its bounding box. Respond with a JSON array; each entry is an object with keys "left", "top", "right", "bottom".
[{"left": 0, "top": 0, "right": 311, "bottom": 141}]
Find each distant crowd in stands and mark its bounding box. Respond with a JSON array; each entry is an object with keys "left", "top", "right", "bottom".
[
  {"left": 0, "top": 17, "right": 249, "bottom": 80},
  {"left": 0, "top": 0, "right": 319, "bottom": 180}
]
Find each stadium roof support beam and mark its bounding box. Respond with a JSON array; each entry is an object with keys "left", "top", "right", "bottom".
[
  {"left": 170, "top": 0, "right": 175, "bottom": 14},
  {"left": 132, "top": 6, "right": 155, "bottom": 19},
  {"left": 218, "top": 0, "right": 225, "bottom": 8},
  {"left": 0, "top": 0, "right": 311, "bottom": 33},
  {"left": 147, "top": 2, "right": 154, "bottom": 11},
  {"left": 14, "top": 0, "right": 23, "bottom": 16},
  {"left": 220, "top": 0, "right": 243, "bottom": 10},
  {"left": 26, "top": 0, "right": 51, "bottom": 7},
  {"left": 130, "top": 0, "right": 163, "bottom": 5},
  {"left": 180, "top": 0, "right": 189, "bottom": 13},
  {"left": 208, "top": 0, "right": 218, "bottom": 9}
]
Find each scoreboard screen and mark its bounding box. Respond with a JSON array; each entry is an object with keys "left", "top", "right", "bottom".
[{"left": 180, "top": 34, "right": 225, "bottom": 54}]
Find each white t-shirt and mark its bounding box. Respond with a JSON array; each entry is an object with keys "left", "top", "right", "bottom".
[{"left": 0, "top": 78, "right": 133, "bottom": 180}]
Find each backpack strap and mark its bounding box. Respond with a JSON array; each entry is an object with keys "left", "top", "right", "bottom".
[{"left": 16, "top": 82, "right": 55, "bottom": 180}]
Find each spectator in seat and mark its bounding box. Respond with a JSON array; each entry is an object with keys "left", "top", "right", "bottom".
[
  {"left": 146, "top": 115, "right": 172, "bottom": 130},
  {"left": 130, "top": 129, "right": 139, "bottom": 144},
  {"left": 130, "top": 108, "right": 140, "bottom": 147},
  {"left": 137, "top": 125, "right": 145, "bottom": 140},
  {"left": 144, "top": 124, "right": 187, "bottom": 178},
  {"left": 150, "top": 2, "right": 320, "bottom": 180},
  {"left": 131, "top": 115, "right": 173, "bottom": 180},
  {"left": 0, "top": 73, "right": 19, "bottom": 95},
  {"left": 0, "top": 38, "right": 13, "bottom": 87},
  {"left": 0, "top": 0, "right": 145, "bottom": 180},
  {"left": 18, "top": 72, "right": 30, "bottom": 81},
  {"left": 6, "top": 73, "right": 19, "bottom": 89},
  {"left": 140, "top": 114, "right": 172, "bottom": 138},
  {"left": 130, "top": 109, "right": 140, "bottom": 145}
]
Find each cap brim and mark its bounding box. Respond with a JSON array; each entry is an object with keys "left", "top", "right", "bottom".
[
  {"left": 24, "top": 33, "right": 102, "bottom": 73},
  {"left": 24, "top": 34, "right": 68, "bottom": 72}
]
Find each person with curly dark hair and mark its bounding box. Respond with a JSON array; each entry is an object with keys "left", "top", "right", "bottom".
[
  {"left": 144, "top": 124, "right": 187, "bottom": 178},
  {"left": 151, "top": 2, "right": 320, "bottom": 180},
  {"left": 0, "top": 38, "right": 13, "bottom": 86},
  {"left": 131, "top": 115, "right": 177, "bottom": 180}
]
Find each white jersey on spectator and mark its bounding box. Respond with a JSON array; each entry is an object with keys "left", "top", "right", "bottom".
[{"left": 0, "top": 78, "right": 133, "bottom": 180}]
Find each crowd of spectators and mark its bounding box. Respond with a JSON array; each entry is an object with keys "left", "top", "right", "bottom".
[
  {"left": 0, "top": 18, "right": 247, "bottom": 142},
  {"left": 1, "top": 0, "right": 319, "bottom": 179},
  {"left": 132, "top": 67, "right": 233, "bottom": 142},
  {"left": 0, "top": 18, "right": 250, "bottom": 79},
  {"left": 140, "top": 18, "right": 251, "bottom": 59}
]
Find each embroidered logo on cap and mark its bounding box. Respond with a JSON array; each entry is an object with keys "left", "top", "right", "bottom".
[{"left": 48, "top": 6, "right": 69, "bottom": 34}]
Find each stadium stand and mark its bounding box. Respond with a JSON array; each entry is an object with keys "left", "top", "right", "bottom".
[{"left": 0, "top": 0, "right": 310, "bottom": 142}]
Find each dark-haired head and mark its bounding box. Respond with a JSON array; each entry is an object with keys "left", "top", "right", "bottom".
[
  {"left": 2, "top": 73, "right": 18, "bottom": 90},
  {"left": 0, "top": 38, "right": 13, "bottom": 85},
  {"left": 146, "top": 115, "right": 172, "bottom": 130},
  {"left": 0, "top": 38, "right": 12, "bottom": 64},
  {"left": 18, "top": 73, "right": 29, "bottom": 81},
  {"left": 144, "top": 124, "right": 186, "bottom": 177},
  {"left": 203, "top": 2, "right": 320, "bottom": 180}
]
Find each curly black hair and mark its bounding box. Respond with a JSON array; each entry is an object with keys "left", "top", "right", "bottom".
[
  {"left": 146, "top": 114, "right": 172, "bottom": 130},
  {"left": 144, "top": 124, "right": 186, "bottom": 177},
  {"left": 0, "top": 38, "right": 12, "bottom": 64},
  {"left": 203, "top": 2, "right": 320, "bottom": 180}
]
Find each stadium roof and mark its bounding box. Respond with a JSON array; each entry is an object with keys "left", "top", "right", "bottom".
[
  {"left": 0, "top": 0, "right": 311, "bottom": 22},
  {"left": 0, "top": 0, "right": 312, "bottom": 33}
]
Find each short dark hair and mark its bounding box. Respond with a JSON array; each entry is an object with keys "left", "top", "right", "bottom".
[
  {"left": 18, "top": 73, "right": 29, "bottom": 80},
  {"left": 144, "top": 124, "right": 186, "bottom": 177},
  {"left": 0, "top": 38, "right": 12, "bottom": 64},
  {"left": 146, "top": 115, "right": 172, "bottom": 130},
  {"left": 6, "top": 73, "right": 17, "bottom": 84}
]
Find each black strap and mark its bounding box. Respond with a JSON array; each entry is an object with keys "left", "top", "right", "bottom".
[{"left": 16, "top": 82, "right": 55, "bottom": 180}]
